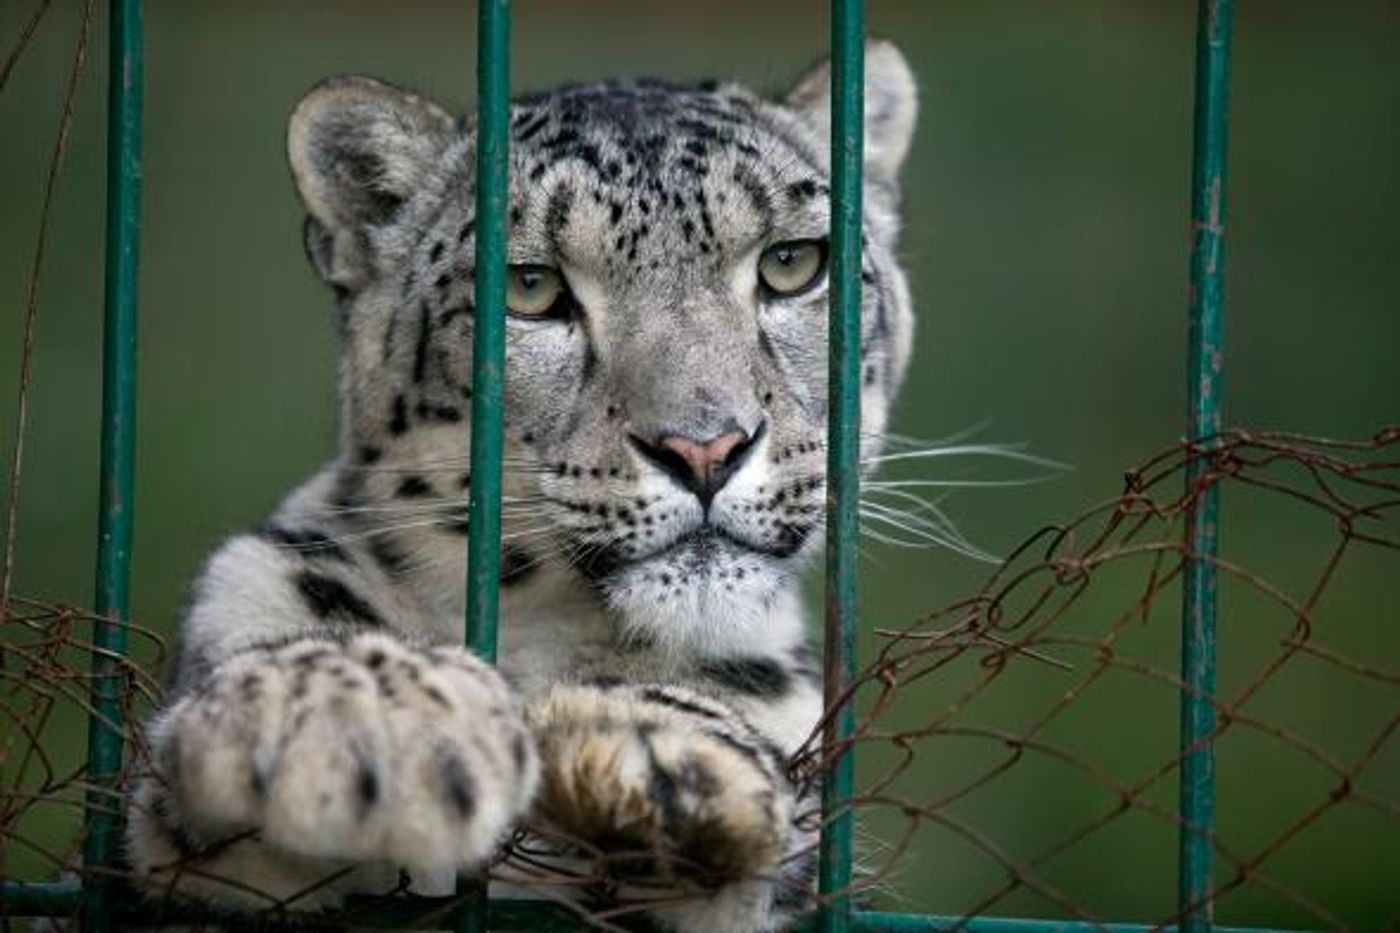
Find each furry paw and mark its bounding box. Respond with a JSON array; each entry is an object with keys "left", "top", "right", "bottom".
[
  {"left": 528, "top": 684, "right": 796, "bottom": 930},
  {"left": 129, "top": 633, "right": 537, "bottom": 899}
]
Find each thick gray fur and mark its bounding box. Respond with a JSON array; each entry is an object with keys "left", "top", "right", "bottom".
[{"left": 126, "top": 41, "right": 918, "bottom": 933}]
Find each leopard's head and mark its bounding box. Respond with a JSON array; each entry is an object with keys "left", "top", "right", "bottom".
[{"left": 288, "top": 42, "right": 918, "bottom": 653}]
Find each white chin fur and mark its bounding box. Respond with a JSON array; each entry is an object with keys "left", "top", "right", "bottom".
[{"left": 605, "top": 563, "right": 787, "bottom": 658}]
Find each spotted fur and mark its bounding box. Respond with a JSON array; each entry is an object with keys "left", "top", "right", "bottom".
[{"left": 126, "top": 41, "right": 918, "bottom": 932}]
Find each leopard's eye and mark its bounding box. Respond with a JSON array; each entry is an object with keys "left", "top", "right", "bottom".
[
  {"left": 757, "top": 239, "right": 827, "bottom": 298},
  {"left": 506, "top": 265, "right": 566, "bottom": 317}
]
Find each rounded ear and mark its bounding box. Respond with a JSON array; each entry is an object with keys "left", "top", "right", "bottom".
[
  {"left": 288, "top": 76, "right": 456, "bottom": 287},
  {"left": 785, "top": 39, "right": 918, "bottom": 185}
]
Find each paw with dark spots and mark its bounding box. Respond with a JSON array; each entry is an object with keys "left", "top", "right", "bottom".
[
  {"left": 136, "top": 633, "right": 538, "bottom": 889},
  {"left": 528, "top": 683, "right": 793, "bottom": 891}
]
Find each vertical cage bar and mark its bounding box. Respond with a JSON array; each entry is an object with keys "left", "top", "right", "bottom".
[
  {"left": 82, "top": 0, "right": 143, "bottom": 929},
  {"left": 466, "top": 0, "right": 510, "bottom": 669},
  {"left": 460, "top": 1, "right": 509, "bottom": 929},
  {"left": 818, "top": 1, "right": 864, "bottom": 930},
  {"left": 1178, "top": 1, "right": 1233, "bottom": 931}
]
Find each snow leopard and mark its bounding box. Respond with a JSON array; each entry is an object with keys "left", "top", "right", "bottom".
[{"left": 125, "top": 40, "right": 918, "bottom": 933}]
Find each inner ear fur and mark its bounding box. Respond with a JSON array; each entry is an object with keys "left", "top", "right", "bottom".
[
  {"left": 288, "top": 76, "right": 456, "bottom": 286},
  {"left": 785, "top": 39, "right": 918, "bottom": 185}
]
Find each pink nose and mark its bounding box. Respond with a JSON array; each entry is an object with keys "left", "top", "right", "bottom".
[
  {"left": 630, "top": 424, "right": 762, "bottom": 505},
  {"left": 656, "top": 430, "right": 749, "bottom": 487}
]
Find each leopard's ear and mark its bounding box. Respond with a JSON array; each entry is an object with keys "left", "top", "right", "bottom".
[
  {"left": 785, "top": 39, "right": 917, "bottom": 185},
  {"left": 288, "top": 76, "right": 456, "bottom": 288}
]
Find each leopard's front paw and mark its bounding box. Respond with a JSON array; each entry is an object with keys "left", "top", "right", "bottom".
[
  {"left": 528, "top": 684, "right": 796, "bottom": 930},
  {"left": 132, "top": 633, "right": 537, "bottom": 896}
]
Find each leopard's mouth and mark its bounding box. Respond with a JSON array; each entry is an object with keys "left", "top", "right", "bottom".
[{"left": 574, "top": 521, "right": 808, "bottom": 591}]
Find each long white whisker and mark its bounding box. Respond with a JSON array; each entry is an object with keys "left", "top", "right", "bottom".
[
  {"left": 861, "top": 443, "right": 1070, "bottom": 471},
  {"left": 858, "top": 502, "right": 997, "bottom": 562},
  {"left": 864, "top": 476, "right": 1054, "bottom": 490},
  {"left": 861, "top": 419, "right": 995, "bottom": 450},
  {"left": 860, "top": 494, "right": 984, "bottom": 551}
]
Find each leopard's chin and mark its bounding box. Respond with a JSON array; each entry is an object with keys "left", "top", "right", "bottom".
[{"left": 578, "top": 529, "right": 793, "bottom": 654}]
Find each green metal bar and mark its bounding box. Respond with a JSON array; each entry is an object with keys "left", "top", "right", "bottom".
[
  {"left": 818, "top": 2, "right": 864, "bottom": 931},
  {"left": 849, "top": 912, "right": 1296, "bottom": 933},
  {"left": 460, "top": 1, "right": 511, "bottom": 930},
  {"left": 80, "top": 2, "right": 143, "bottom": 930},
  {"left": 465, "top": 0, "right": 510, "bottom": 662},
  {"left": 1178, "top": 1, "right": 1233, "bottom": 931}
]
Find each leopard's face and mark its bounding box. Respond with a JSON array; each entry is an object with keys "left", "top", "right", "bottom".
[{"left": 289, "top": 46, "right": 917, "bottom": 652}]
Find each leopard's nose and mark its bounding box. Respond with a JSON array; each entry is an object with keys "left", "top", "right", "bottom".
[{"left": 629, "top": 422, "right": 764, "bottom": 507}]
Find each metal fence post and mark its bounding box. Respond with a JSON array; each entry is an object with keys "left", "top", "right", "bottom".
[
  {"left": 1179, "top": 1, "right": 1234, "bottom": 931},
  {"left": 460, "top": 0, "right": 511, "bottom": 929},
  {"left": 81, "top": 1, "right": 143, "bottom": 930},
  {"left": 818, "top": 1, "right": 865, "bottom": 931}
]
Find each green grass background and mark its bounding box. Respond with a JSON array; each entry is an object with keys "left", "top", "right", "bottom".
[{"left": 2, "top": 1, "right": 1396, "bottom": 927}]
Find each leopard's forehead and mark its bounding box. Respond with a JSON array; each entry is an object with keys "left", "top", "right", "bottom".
[
  {"left": 510, "top": 78, "right": 778, "bottom": 161},
  {"left": 461, "top": 79, "right": 834, "bottom": 295}
]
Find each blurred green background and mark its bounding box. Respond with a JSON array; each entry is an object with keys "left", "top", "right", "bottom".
[{"left": 2, "top": 1, "right": 1396, "bottom": 928}]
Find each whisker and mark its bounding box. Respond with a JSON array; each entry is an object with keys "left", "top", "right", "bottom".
[
  {"left": 865, "top": 476, "right": 1055, "bottom": 490},
  {"left": 858, "top": 502, "right": 997, "bottom": 563},
  {"left": 861, "top": 443, "right": 1070, "bottom": 471}
]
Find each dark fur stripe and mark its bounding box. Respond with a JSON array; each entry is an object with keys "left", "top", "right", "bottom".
[
  {"left": 413, "top": 301, "right": 432, "bottom": 384},
  {"left": 639, "top": 686, "right": 724, "bottom": 721},
  {"left": 367, "top": 535, "right": 414, "bottom": 578},
  {"left": 698, "top": 656, "right": 791, "bottom": 699},
  {"left": 702, "top": 726, "right": 783, "bottom": 783},
  {"left": 262, "top": 525, "right": 349, "bottom": 563},
  {"left": 294, "top": 571, "right": 384, "bottom": 626}
]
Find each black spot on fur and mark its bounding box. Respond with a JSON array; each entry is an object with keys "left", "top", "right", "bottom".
[
  {"left": 395, "top": 476, "right": 432, "bottom": 498},
  {"left": 787, "top": 178, "right": 819, "bottom": 202},
  {"left": 356, "top": 765, "right": 380, "bottom": 817},
  {"left": 438, "top": 303, "right": 468, "bottom": 326},
  {"left": 440, "top": 752, "right": 476, "bottom": 819},
  {"left": 501, "top": 545, "right": 537, "bottom": 587},
  {"left": 413, "top": 302, "right": 432, "bottom": 384},
  {"left": 698, "top": 656, "right": 791, "bottom": 699},
  {"left": 389, "top": 395, "right": 410, "bottom": 436},
  {"left": 368, "top": 535, "right": 413, "bottom": 578},
  {"left": 295, "top": 572, "right": 384, "bottom": 627}
]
